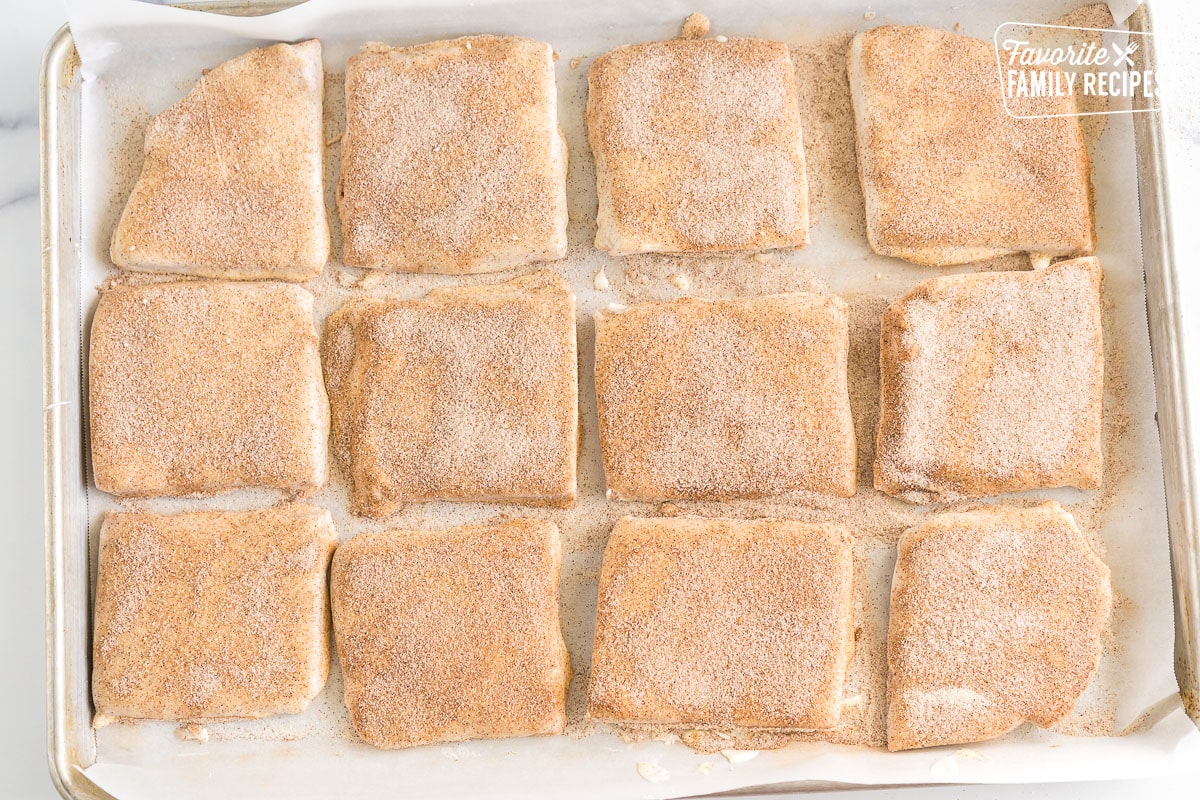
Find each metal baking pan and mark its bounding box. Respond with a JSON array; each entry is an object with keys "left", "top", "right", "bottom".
[
  {"left": 41, "top": 1, "right": 1199, "bottom": 798},
  {"left": 1129, "top": 3, "right": 1200, "bottom": 722}
]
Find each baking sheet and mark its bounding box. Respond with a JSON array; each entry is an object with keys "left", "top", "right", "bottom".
[{"left": 60, "top": 0, "right": 1200, "bottom": 797}]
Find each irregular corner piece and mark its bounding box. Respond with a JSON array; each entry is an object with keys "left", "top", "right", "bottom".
[
  {"left": 89, "top": 281, "right": 330, "bottom": 498},
  {"left": 875, "top": 257, "right": 1103, "bottom": 504},
  {"left": 322, "top": 271, "right": 578, "bottom": 515},
  {"left": 587, "top": 516, "right": 855, "bottom": 731},
  {"left": 594, "top": 294, "right": 855, "bottom": 500},
  {"left": 586, "top": 37, "right": 809, "bottom": 255},
  {"left": 339, "top": 36, "right": 568, "bottom": 273},
  {"left": 110, "top": 40, "right": 329, "bottom": 281},
  {"left": 91, "top": 504, "right": 338, "bottom": 723},
  {"left": 331, "top": 519, "right": 571, "bottom": 749},
  {"left": 886, "top": 501, "right": 1111, "bottom": 751},
  {"left": 847, "top": 26, "right": 1094, "bottom": 266}
]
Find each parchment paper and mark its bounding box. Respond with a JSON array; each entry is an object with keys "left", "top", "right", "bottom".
[{"left": 62, "top": 0, "right": 1200, "bottom": 797}]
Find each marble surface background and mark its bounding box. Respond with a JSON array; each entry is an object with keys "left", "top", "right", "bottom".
[{"left": 3, "top": 1, "right": 1199, "bottom": 798}]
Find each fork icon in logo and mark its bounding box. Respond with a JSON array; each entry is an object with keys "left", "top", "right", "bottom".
[{"left": 1112, "top": 40, "right": 1139, "bottom": 68}]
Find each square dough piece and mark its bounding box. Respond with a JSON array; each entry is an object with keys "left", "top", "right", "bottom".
[
  {"left": 587, "top": 37, "right": 810, "bottom": 255},
  {"left": 111, "top": 41, "right": 329, "bottom": 281},
  {"left": 89, "top": 281, "right": 329, "bottom": 498},
  {"left": 594, "top": 294, "right": 855, "bottom": 500},
  {"left": 331, "top": 519, "right": 570, "bottom": 749},
  {"left": 92, "top": 504, "right": 337, "bottom": 724},
  {"left": 887, "top": 501, "right": 1111, "bottom": 751},
  {"left": 848, "top": 26, "right": 1094, "bottom": 266},
  {"left": 338, "top": 37, "right": 568, "bottom": 273},
  {"left": 323, "top": 271, "right": 578, "bottom": 516},
  {"left": 875, "top": 257, "right": 1103, "bottom": 504},
  {"left": 587, "top": 516, "right": 855, "bottom": 730}
]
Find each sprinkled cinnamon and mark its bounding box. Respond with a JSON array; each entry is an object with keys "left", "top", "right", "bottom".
[
  {"left": 594, "top": 293, "right": 856, "bottom": 500},
  {"left": 330, "top": 519, "right": 570, "bottom": 748},
  {"left": 848, "top": 26, "right": 1094, "bottom": 266},
  {"left": 110, "top": 41, "right": 328, "bottom": 281},
  {"left": 89, "top": 280, "right": 329, "bottom": 498},
  {"left": 339, "top": 37, "right": 568, "bottom": 272},
  {"left": 887, "top": 502, "right": 1111, "bottom": 751},
  {"left": 588, "top": 516, "right": 855, "bottom": 731},
  {"left": 875, "top": 258, "right": 1104, "bottom": 504},
  {"left": 92, "top": 504, "right": 337, "bottom": 723},
  {"left": 587, "top": 37, "right": 810, "bottom": 254},
  {"left": 323, "top": 271, "right": 578, "bottom": 515}
]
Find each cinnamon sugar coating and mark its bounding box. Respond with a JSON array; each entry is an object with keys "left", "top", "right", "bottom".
[
  {"left": 89, "top": 281, "right": 329, "bottom": 498},
  {"left": 875, "top": 257, "right": 1103, "bottom": 504},
  {"left": 330, "top": 520, "right": 570, "bottom": 749},
  {"left": 111, "top": 41, "right": 329, "bottom": 281},
  {"left": 594, "top": 293, "right": 856, "bottom": 500},
  {"left": 887, "top": 502, "right": 1111, "bottom": 751},
  {"left": 322, "top": 271, "right": 578, "bottom": 515},
  {"left": 587, "top": 516, "right": 855, "bottom": 731},
  {"left": 848, "top": 26, "right": 1094, "bottom": 266},
  {"left": 92, "top": 505, "right": 337, "bottom": 723},
  {"left": 586, "top": 37, "right": 810, "bottom": 254},
  {"left": 338, "top": 37, "right": 568, "bottom": 273}
]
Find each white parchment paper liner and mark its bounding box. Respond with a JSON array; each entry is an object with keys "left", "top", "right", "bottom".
[{"left": 63, "top": 0, "right": 1200, "bottom": 797}]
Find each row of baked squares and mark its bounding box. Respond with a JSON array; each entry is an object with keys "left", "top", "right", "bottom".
[
  {"left": 93, "top": 502, "right": 1110, "bottom": 752},
  {"left": 90, "top": 258, "right": 1104, "bottom": 508},
  {"left": 109, "top": 25, "right": 1094, "bottom": 279}
]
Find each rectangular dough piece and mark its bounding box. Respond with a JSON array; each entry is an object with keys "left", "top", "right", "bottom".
[
  {"left": 848, "top": 26, "right": 1094, "bottom": 266},
  {"left": 586, "top": 37, "right": 809, "bottom": 255},
  {"left": 875, "top": 257, "right": 1103, "bottom": 504},
  {"left": 330, "top": 519, "right": 570, "bottom": 749},
  {"left": 587, "top": 516, "right": 855, "bottom": 731},
  {"left": 887, "top": 502, "right": 1111, "bottom": 751},
  {"left": 88, "top": 281, "right": 329, "bottom": 498},
  {"left": 338, "top": 36, "right": 568, "bottom": 273},
  {"left": 91, "top": 504, "right": 337, "bottom": 724},
  {"left": 111, "top": 41, "right": 329, "bottom": 281},
  {"left": 594, "top": 294, "right": 855, "bottom": 500},
  {"left": 322, "top": 271, "right": 578, "bottom": 516}
]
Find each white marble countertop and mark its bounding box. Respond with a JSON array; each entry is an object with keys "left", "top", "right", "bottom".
[{"left": 2, "top": 1, "right": 1198, "bottom": 798}]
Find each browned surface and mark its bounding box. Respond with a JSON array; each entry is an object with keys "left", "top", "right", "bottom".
[
  {"left": 875, "top": 258, "right": 1104, "bottom": 503},
  {"left": 587, "top": 37, "right": 809, "bottom": 254},
  {"left": 92, "top": 504, "right": 337, "bottom": 723},
  {"left": 848, "top": 26, "right": 1094, "bottom": 266},
  {"left": 887, "top": 502, "right": 1111, "bottom": 751},
  {"left": 322, "top": 271, "right": 578, "bottom": 515},
  {"left": 594, "top": 293, "right": 856, "bottom": 500},
  {"left": 330, "top": 519, "right": 570, "bottom": 749},
  {"left": 338, "top": 36, "right": 568, "bottom": 272},
  {"left": 89, "top": 280, "right": 329, "bottom": 498},
  {"left": 587, "top": 516, "right": 855, "bottom": 731},
  {"left": 111, "top": 41, "right": 329, "bottom": 280}
]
